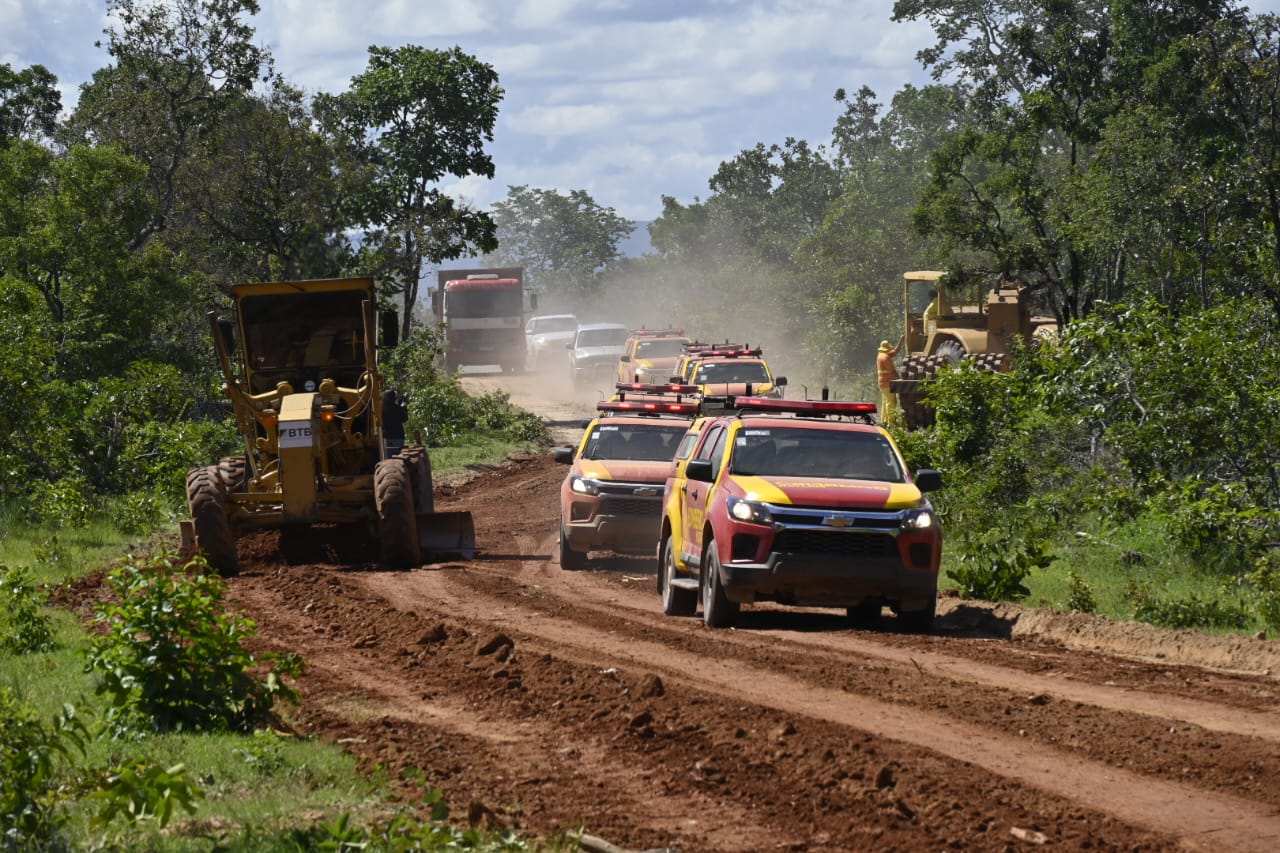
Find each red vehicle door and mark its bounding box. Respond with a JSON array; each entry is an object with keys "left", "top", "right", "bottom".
[{"left": 680, "top": 424, "right": 727, "bottom": 566}]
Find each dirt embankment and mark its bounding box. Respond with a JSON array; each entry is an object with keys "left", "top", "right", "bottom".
[{"left": 129, "top": 369, "right": 1280, "bottom": 851}]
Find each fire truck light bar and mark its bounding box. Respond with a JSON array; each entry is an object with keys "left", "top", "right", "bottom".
[
  {"left": 598, "top": 400, "right": 701, "bottom": 416},
  {"left": 631, "top": 328, "right": 685, "bottom": 336},
  {"left": 731, "top": 397, "right": 878, "bottom": 416},
  {"left": 615, "top": 382, "right": 700, "bottom": 395}
]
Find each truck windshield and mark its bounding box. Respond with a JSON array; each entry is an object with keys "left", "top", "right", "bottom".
[
  {"left": 636, "top": 339, "right": 688, "bottom": 358},
  {"left": 532, "top": 316, "right": 577, "bottom": 333},
  {"left": 446, "top": 289, "right": 523, "bottom": 318},
  {"left": 730, "top": 428, "right": 905, "bottom": 482},
  {"left": 695, "top": 361, "right": 771, "bottom": 385}
]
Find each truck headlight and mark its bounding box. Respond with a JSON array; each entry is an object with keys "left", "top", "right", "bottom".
[
  {"left": 571, "top": 476, "right": 600, "bottom": 496},
  {"left": 727, "top": 496, "right": 772, "bottom": 525},
  {"left": 901, "top": 508, "right": 936, "bottom": 530}
]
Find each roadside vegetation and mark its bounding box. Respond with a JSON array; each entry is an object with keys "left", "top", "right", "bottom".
[{"left": 5, "top": 0, "right": 1280, "bottom": 846}]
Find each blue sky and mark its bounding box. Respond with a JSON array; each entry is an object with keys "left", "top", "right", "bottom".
[{"left": 4, "top": 1, "right": 1279, "bottom": 224}]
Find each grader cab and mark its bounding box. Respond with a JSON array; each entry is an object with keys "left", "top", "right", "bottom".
[{"left": 183, "top": 277, "right": 474, "bottom": 575}]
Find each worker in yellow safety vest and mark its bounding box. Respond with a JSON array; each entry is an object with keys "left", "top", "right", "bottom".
[{"left": 876, "top": 336, "right": 904, "bottom": 425}]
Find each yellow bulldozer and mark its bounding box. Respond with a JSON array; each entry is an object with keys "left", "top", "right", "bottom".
[
  {"left": 183, "top": 277, "right": 475, "bottom": 575},
  {"left": 889, "top": 270, "right": 1056, "bottom": 429}
]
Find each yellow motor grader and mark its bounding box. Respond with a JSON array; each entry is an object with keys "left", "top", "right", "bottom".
[
  {"left": 889, "top": 270, "right": 1056, "bottom": 429},
  {"left": 183, "top": 277, "right": 474, "bottom": 574}
]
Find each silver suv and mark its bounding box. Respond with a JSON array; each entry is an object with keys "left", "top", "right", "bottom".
[
  {"left": 568, "top": 323, "right": 628, "bottom": 390},
  {"left": 525, "top": 314, "right": 578, "bottom": 371}
]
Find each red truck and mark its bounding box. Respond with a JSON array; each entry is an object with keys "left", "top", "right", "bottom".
[{"left": 431, "top": 266, "right": 533, "bottom": 372}]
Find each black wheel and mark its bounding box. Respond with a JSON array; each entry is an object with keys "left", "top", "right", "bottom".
[
  {"left": 398, "top": 445, "right": 434, "bottom": 514},
  {"left": 374, "top": 459, "right": 420, "bottom": 570},
  {"left": 216, "top": 454, "right": 248, "bottom": 491},
  {"left": 660, "top": 533, "right": 696, "bottom": 616},
  {"left": 846, "top": 599, "right": 881, "bottom": 628},
  {"left": 701, "top": 537, "right": 739, "bottom": 628},
  {"left": 897, "top": 598, "right": 937, "bottom": 634},
  {"left": 187, "top": 466, "right": 239, "bottom": 576},
  {"left": 559, "top": 523, "right": 589, "bottom": 570}
]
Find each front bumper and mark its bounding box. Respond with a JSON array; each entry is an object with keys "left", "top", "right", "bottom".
[
  {"left": 563, "top": 491, "right": 663, "bottom": 553},
  {"left": 712, "top": 505, "right": 940, "bottom": 610}
]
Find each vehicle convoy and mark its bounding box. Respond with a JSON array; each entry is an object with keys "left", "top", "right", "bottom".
[
  {"left": 889, "top": 269, "right": 1055, "bottom": 429},
  {"left": 657, "top": 395, "right": 943, "bottom": 630},
  {"left": 431, "top": 266, "right": 534, "bottom": 373},
  {"left": 673, "top": 343, "right": 787, "bottom": 400},
  {"left": 615, "top": 327, "right": 691, "bottom": 384},
  {"left": 568, "top": 322, "right": 629, "bottom": 390},
  {"left": 554, "top": 384, "right": 701, "bottom": 569},
  {"left": 184, "top": 277, "right": 475, "bottom": 576},
  {"left": 524, "top": 313, "right": 578, "bottom": 371}
]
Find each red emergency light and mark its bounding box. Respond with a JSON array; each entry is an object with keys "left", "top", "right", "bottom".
[
  {"left": 615, "top": 381, "right": 700, "bottom": 396},
  {"left": 598, "top": 400, "right": 701, "bottom": 416},
  {"left": 730, "top": 397, "right": 878, "bottom": 417}
]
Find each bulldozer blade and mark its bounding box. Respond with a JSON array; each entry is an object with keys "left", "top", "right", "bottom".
[{"left": 418, "top": 511, "right": 476, "bottom": 560}]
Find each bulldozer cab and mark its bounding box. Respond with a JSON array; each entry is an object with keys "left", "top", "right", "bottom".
[{"left": 903, "top": 270, "right": 998, "bottom": 357}]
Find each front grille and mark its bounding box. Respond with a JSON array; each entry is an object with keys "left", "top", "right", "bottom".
[
  {"left": 773, "top": 529, "right": 898, "bottom": 557},
  {"left": 598, "top": 496, "right": 661, "bottom": 517}
]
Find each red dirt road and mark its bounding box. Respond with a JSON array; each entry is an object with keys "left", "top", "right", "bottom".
[{"left": 218, "top": 371, "right": 1280, "bottom": 852}]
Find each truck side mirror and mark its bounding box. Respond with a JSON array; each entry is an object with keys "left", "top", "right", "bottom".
[
  {"left": 774, "top": 376, "right": 788, "bottom": 387},
  {"left": 380, "top": 310, "right": 399, "bottom": 349}
]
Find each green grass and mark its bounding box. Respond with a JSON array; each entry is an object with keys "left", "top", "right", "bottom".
[
  {"left": 0, "top": 434, "right": 550, "bottom": 851},
  {"left": 1007, "top": 513, "right": 1264, "bottom": 634}
]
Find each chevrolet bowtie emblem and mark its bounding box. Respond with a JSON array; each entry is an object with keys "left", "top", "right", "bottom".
[
  {"left": 823, "top": 516, "right": 854, "bottom": 527},
  {"left": 634, "top": 487, "right": 657, "bottom": 497}
]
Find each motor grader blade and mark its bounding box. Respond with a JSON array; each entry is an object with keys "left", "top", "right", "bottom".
[{"left": 418, "top": 511, "right": 476, "bottom": 560}]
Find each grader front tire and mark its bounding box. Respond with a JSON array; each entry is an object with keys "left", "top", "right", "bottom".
[
  {"left": 375, "top": 459, "right": 421, "bottom": 570},
  {"left": 186, "top": 466, "right": 239, "bottom": 576}
]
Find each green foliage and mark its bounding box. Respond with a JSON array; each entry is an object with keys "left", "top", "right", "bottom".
[
  {"left": 0, "top": 565, "right": 56, "bottom": 655},
  {"left": 948, "top": 528, "right": 1052, "bottom": 602},
  {"left": 0, "top": 687, "right": 87, "bottom": 849},
  {"left": 382, "top": 329, "right": 548, "bottom": 447},
  {"left": 84, "top": 554, "right": 302, "bottom": 734},
  {"left": 1246, "top": 554, "right": 1280, "bottom": 632},
  {"left": 490, "top": 185, "right": 634, "bottom": 300},
  {"left": 87, "top": 760, "right": 202, "bottom": 830},
  {"left": 1065, "top": 571, "right": 1097, "bottom": 614},
  {"left": 1127, "top": 586, "right": 1251, "bottom": 631},
  {"left": 300, "top": 788, "right": 530, "bottom": 852}
]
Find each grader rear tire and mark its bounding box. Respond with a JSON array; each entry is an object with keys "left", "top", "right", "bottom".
[
  {"left": 186, "top": 466, "right": 239, "bottom": 576},
  {"left": 374, "top": 459, "right": 421, "bottom": 570}
]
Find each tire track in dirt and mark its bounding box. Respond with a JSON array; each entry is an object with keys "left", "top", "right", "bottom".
[{"left": 361, "top": 560, "right": 1280, "bottom": 853}]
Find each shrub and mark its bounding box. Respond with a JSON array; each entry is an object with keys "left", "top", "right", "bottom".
[
  {"left": 84, "top": 554, "right": 302, "bottom": 734},
  {"left": 1065, "top": 571, "right": 1097, "bottom": 614},
  {"left": 0, "top": 687, "right": 87, "bottom": 849},
  {"left": 949, "top": 529, "right": 1052, "bottom": 602},
  {"left": 0, "top": 565, "right": 56, "bottom": 655}
]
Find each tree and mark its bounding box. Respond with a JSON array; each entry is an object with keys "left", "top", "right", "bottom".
[
  {"left": 318, "top": 45, "right": 503, "bottom": 336},
  {"left": 182, "top": 80, "right": 356, "bottom": 283},
  {"left": 0, "top": 63, "right": 61, "bottom": 146},
  {"left": 65, "top": 0, "right": 271, "bottom": 253},
  {"left": 488, "top": 185, "right": 633, "bottom": 300}
]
